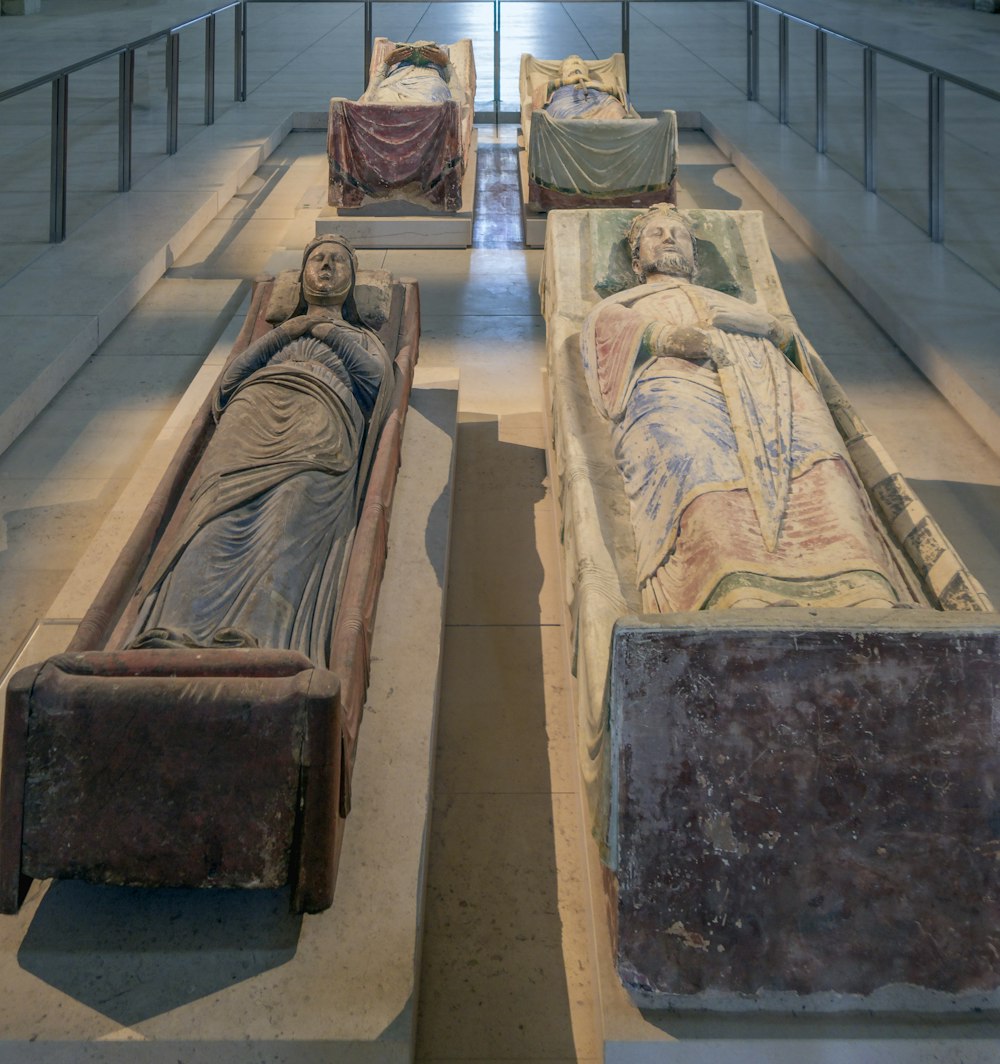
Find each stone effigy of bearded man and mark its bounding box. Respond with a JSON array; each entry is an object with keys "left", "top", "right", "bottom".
[{"left": 580, "top": 205, "right": 915, "bottom": 612}]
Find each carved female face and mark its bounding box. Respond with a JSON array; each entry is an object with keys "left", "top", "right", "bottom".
[
  {"left": 635, "top": 216, "right": 696, "bottom": 281},
  {"left": 302, "top": 242, "right": 354, "bottom": 305}
]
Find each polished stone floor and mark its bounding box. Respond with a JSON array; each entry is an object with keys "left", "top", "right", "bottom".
[{"left": 1, "top": 1, "right": 1000, "bottom": 1059}]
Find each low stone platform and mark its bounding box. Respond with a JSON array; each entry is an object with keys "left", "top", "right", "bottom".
[{"left": 314, "top": 134, "right": 477, "bottom": 250}]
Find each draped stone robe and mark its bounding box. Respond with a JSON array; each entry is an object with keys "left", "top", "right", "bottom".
[
  {"left": 367, "top": 60, "right": 454, "bottom": 105},
  {"left": 580, "top": 279, "right": 914, "bottom": 611},
  {"left": 543, "top": 81, "right": 629, "bottom": 121},
  {"left": 130, "top": 321, "right": 394, "bottom": 664}
]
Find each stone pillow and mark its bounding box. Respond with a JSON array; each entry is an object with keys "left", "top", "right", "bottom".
[
  {"left": 264, "top": 268, "right": 393, "bottom": 329},
  {"left": 591, "top": 208, "right": 752, "bottom": 302}
]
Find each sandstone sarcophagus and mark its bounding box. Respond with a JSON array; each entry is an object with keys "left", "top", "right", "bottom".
[{"left": 0, "top": 237, "right": 419, "bottom": 915}]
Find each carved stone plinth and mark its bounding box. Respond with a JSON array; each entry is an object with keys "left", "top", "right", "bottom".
[
  {"left": 1, "top": 650, "right": 341, "bottom": 914},
  {"left": 611, "top": 610, "right": 1000, "bottom": 1009}
]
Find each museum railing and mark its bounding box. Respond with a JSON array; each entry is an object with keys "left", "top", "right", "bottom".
[
  {"left": 274, "top": 0, "right": 634, "bottom": 127},
  {"left": 0, "top": 1, "right": 246, "bottom": 243},
  {"left": 746, "top": 0, "right": 1000, "bottom": 243},
  {"left": 2, "top": 0, "right": 637, "bottom": 244}
]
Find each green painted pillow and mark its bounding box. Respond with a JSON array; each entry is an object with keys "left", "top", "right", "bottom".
[{"left": 590, "top": 208, "right": 756, "bottom": 303}]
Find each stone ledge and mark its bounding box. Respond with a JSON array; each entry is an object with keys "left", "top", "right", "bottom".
[{"left": 0, "top": 109, "right": 295, "bottom": 462}]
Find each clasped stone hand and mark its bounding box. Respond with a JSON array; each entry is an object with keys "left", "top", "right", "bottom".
[
  {"left": 705, "top": 299, "right": 792, "bottom": 350},
  {"left": 646, "top": 323, "right": 732, "bottom": 368},
  {"left": 283, "top": 315, "right": 340, "bottom": 341}
]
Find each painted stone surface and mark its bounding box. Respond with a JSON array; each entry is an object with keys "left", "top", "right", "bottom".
[
  {"left": 520, "top": 54, "right": 677, "bottom": 210},
  {"left": 580, "top": 205, "right": 912, "bottom": 614},
  {"left": 9, "top": 650, "right": 340, "bottom": 909},
  {"left": 540, "top": 206, "right": 1000, "bottom": 1006},
  {"left": 0, "top": 237, "right": 420, "bottom": 914},
  {"left": 127, "top": 235, "right": 395, "bottom": 661},
  {"left": 611, "top": 613, "right": 1000, "bottom": 1006},
  {"left": 329, "top": 38, "right": 476, "bottom": 212}
]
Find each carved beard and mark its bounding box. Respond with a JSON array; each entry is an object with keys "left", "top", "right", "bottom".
[{"left": 643, "top": 251, "right": 694, "bottom": 279}]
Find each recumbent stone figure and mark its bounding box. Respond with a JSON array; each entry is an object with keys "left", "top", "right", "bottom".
[
  {"left": 0, "top": 234, "right": 418, "bottom": 913},
  {"left": 129, "top": 233, "right": 395, "bottom": 660},
  {"left": 581, "top": 204, "right": 914, "bottom": 612}
]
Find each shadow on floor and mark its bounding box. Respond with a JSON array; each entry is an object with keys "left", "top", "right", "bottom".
[
  {"left": 19, "top": 880, "right": 300, "bottom": 1027},
  {"left": 416, "top": 415, "right": 583, "bottom": 1058}
]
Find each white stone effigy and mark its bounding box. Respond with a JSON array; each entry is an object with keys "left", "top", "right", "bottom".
[
  {"left": 543, "top": 207, "right": 1000, "bottom": 1010},
  {"left": 542, "top": 205, "right": 991, "bottom": 841},
  {"left": 328, "top": 37, "right": 476, "bottom": 213},
  {"left": 520, "top": 54, "right": 677, "bottom": 213}
]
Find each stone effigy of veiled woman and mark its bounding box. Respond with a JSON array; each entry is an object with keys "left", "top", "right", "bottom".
[
  {"left": 581, "top": 205, "right": 915, "bottom": 612},
  {"left": 128, "top": 234, "right": 395, "bottom": 664}
]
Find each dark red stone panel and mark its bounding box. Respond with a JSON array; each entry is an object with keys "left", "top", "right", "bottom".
[
  {"left": 611, "top": 612, "right": 1000, "bottom": 1002},
  {"left": 16, "top": 651, "right": 338, "bottom": 898}
]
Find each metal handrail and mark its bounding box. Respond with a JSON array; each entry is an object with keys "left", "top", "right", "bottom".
[
  {"left": 747, "top": 0, "right": 1000, "bottom": 243},
  {"left": 0, "top": 0, "right": 246, "bottom": 243},
  {"left": 3, "top": 0, "right": 634, "bottom": 244},
  {"left": 349, "top": 0, "right": 632, "bottom": 126}
]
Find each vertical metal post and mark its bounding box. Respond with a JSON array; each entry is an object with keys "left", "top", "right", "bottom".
[
  {"left": 778, "top": 13, "right": 789, "bottom": 124},
  {"left": 167, "top": 31, "right": 180, "bottom": 155},
  {"left": 205, "top": 13, "right": 216, "bottom": 126},
  {"left": 363, "top": 0, "right": 372, "bottom": 89},
  {"left": 118, "top": 49, "right": 134, "bottom": 192},
  {"left": 928, "top": 72, "right": 944, "bottom": 242},
  {"left": 815, "top": 29, "right": 827, "bottom": 153},
  {"left": 622, "top": 1, "right": 630, "bottom": 91},
  {"left": 493, "top": 0, "right": 500, "bottom": 131},
  {"left": 863, "top": 46, "right": 876, "bottom": 191},
  {"left": 50, "top": 74, "right": 69, "bottom": 243},
  {"left": 747, "top": 0, "right": 759, "bottom": 102},
  {"left": 234, "top": 1, "right": 247, "bottom": 102}
]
